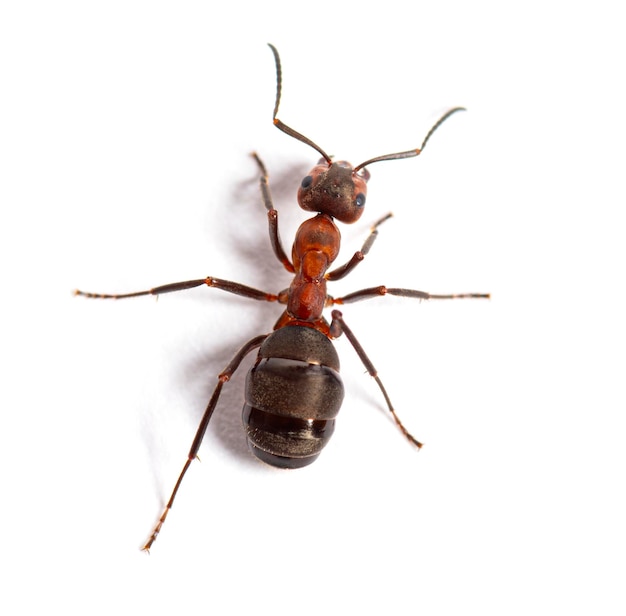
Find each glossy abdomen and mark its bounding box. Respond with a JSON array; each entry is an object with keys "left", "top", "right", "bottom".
[{"left": 243, "top": 325, "right": 343, "bottom": 468}]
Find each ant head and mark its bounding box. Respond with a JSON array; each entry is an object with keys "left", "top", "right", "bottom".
[
  {"left": 298, "top": 160, "right": 370, "bottom": 224},
  {"left": 268, "top": 44, "right": 465, "bottom": 225}
]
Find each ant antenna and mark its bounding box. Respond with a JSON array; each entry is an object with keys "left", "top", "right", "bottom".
[
  {"left": 354, "top": 107, "right": 466, "bottom": 172},
  {"left": 267, "top": 44, "right": 465, "bottom": 175},
  {"left": 268, "top": 43, "right": 333, "bottom": 164}
]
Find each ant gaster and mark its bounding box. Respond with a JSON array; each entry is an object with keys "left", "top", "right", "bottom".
[{"left": 75, "top": 44, "right": 489, "bottom": 551}]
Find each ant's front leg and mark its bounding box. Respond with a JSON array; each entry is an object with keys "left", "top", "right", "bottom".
[
  {"left": 251, "top": 152, "right": 294, "bottom": 274},
  {"left": 326, "top": 213, "right": 393, "bottom": 282}
]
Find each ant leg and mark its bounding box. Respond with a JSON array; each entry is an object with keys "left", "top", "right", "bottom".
[
  {"left": 143, "top": 333, "right": 267, "bottom": 552},
  {"left": 333, "top": 285, "right": 490, "bottom": 304},
  {"left": 329, "top": 310, "right": 422, "bottom": 449},
  {"left": 326, "top": 213, "right": 393, "bottom": 281},
  {"left": 75, "top": 276, "right": 280, "bottom": 303},
  {"left": 251, "top": 152, "right": 294, "bottom": 273}
]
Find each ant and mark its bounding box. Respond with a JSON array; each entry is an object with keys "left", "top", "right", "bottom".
[{"left": 75, "top": 44, "right": 489, "bottom": 551}]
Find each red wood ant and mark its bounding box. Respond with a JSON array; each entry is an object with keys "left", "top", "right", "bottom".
[{"left": 75, "top": 44, "right": 489, "bottom": 551}]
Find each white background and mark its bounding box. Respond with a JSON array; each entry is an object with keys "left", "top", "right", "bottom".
[{"left": 1, "top": 1, "right": 625, "bottom": 614}]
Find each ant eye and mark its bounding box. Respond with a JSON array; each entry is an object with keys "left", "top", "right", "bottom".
[
  {"left": 301, "top": 175, "right": 313, "bottom": 189},
  {"left": 355, "top": 193, "right": 366, "bottom": 207}
]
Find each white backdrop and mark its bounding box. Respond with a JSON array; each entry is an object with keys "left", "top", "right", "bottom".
[{"left": 2, "top": 1, "right": 625, "bottom": 614}]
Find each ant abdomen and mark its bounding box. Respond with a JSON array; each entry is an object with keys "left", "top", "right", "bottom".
[{"left": 243, "top": 325, "right": 344, "bottom": 468}]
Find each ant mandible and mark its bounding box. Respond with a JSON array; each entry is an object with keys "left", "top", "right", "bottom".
[{"left": 75, "top": 44, "right": 489, "bottom": 551}]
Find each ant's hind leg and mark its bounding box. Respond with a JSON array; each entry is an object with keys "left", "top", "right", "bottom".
[
  {"left": 142, "top": 333, "right": 267, "bottom": 552},
  {"left": 329, "top": 310, "right": 423, "bottom": 449}
]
